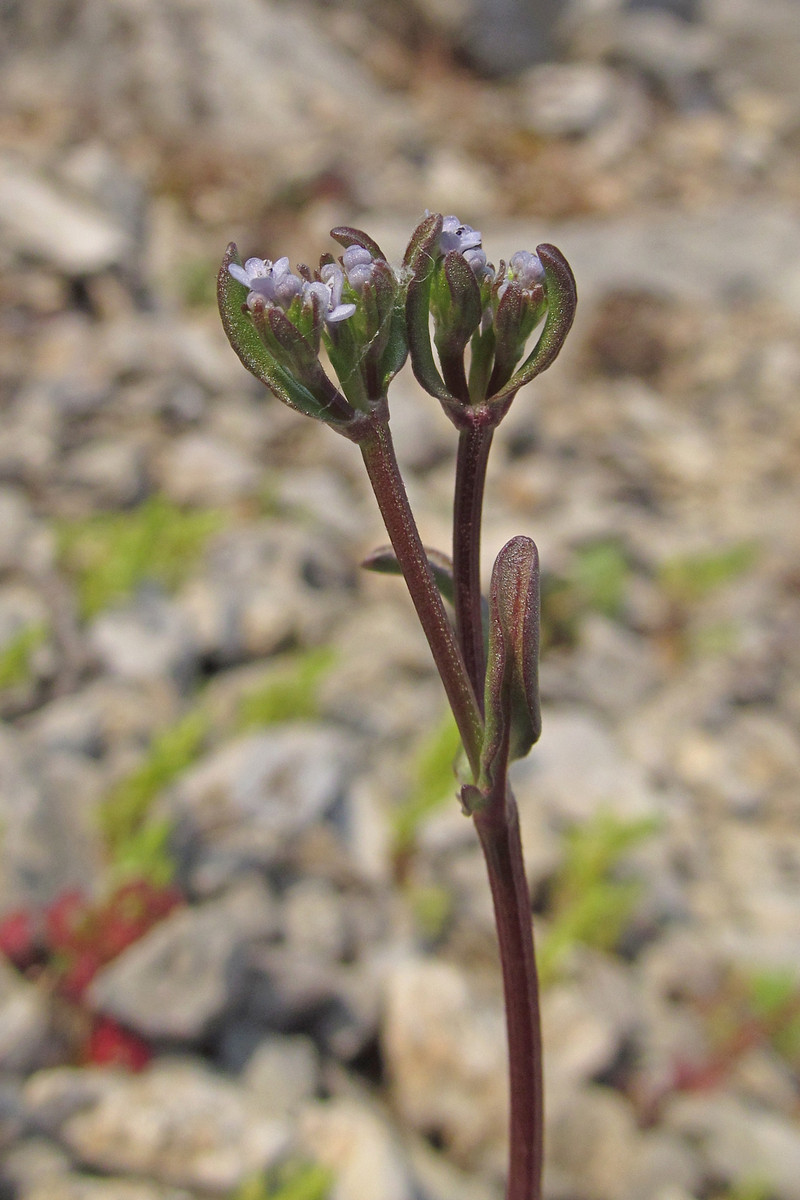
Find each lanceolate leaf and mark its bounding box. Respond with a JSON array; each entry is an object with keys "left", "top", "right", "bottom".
[
  {"left": 217, "top": 244, "right": 351, "bottom": 424},
  {"left": 479, "top": 537, "right": 542, "bottom": 795},
  {"left": 488, "top": 244, "right": 577, "bottom": 406},
  {"left": 403, "top": 213, "right": 454, "bottom": 404},
  {"left": 330, "top": 225, "right": 387, "bottom": 261},
  {"left": 361, "top": 544, "right": 457, "bottom": 608}
]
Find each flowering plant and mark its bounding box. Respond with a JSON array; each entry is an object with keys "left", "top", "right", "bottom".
[{"left": 219, "top": 212, "right": 576, "bottom": 1200}]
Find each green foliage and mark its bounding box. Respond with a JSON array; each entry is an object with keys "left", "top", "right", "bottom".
[
  {"left": 237, "top": 646, "right": 336, "bottom": 729},
  {"left": 659, "top": 541, "right": 757, "bottom": 605},
  {"left": 746, "top": 969, "right": 800, "bottom": 1065},
  {"left": 409, "top": 882, "right": 453, "bottom": 942},
  {"left": 180, "top": 256, "right": 219, "bottom": 309},
  {"left": 58, "top": 494, "right": 225, "bottom": 618},
  {"left": 538, "top": 811, "right": 657, "bottom": 985},
  {"left": 540, "top": 539, "right": 629, "bottom": 649},
  {"left": 0, "top": 622, "right": 47, "bottom": 689},
  {"left": 570, "top": 540, "right": 629, "bottom": 619},
  {"left": 717, "top": 1178, "right": 774, "bottom": 1200},
  {"left": 100, "top": 709, "right": 208, "bottom": 881},
  {"left": 392, "top": 710, "right": 462, "bottom": 852},
  {"left": 233, "top": 1161, "right": 333, "bottom": 1200}
]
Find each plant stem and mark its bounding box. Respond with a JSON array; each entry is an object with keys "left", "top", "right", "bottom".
[
  {"left": 453, "top": 421, "right": 493, "bottom": 701},
  {"left": 358, "top": 416, "right": 483, "bottom": 774},
  {"left": 474, "top": 786, "right": 543, "bottom": 1200},
  {"left": 453, "top": 417, "right": 543, "bottom": 1200}
]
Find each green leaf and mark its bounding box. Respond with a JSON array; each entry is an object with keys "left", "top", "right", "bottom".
[
  {"left": 478, "top": 536, "right": 541, "bottom": 796},
  {"left": 217, "top": 244, "right": 350, "bottom": 424},
  {"left": 0, "top": 622, "right": 47, "bottom": 690},
  {"left": 403, "top": 213, "right": 454, "bottom": 404},
  {"left": 489, "top": 243, "right": 577, "bottom": 405}
]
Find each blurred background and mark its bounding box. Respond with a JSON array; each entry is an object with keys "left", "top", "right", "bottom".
[{"left": 2, "top": 1, "right": 800, "bottom": 1198}]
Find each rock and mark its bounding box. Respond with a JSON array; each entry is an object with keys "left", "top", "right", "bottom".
[
  {"left": 571, "top": 615, "right": 664, "bottom": 717},
  {"left": 542, "top": 956, "right": 640, "bottom": 1092},
  {"left": 0, "top": 1137, "right": 73, "bottom": 1195},
  {"left": 298, "top": 1098, "right": 415, "bottom": 1200},
  {"left": 19, "top": 1175, "right": 193, "bottom": 1200},
  {"left": 89, "top": 879, "right": 279, "bottom": 1041},
  {"left": 0, "top": 154, "right": 133, "bottom": 275},
  {"left": 520, "top": 61, "right": 644, "bottom": 141},
  {"left": 0, "top": 729, "right": 104, "bottom": 914},
  {"left": 89, "top": 591, "right": 199, "bottom": 689},
  {"left": 281, "top": 879, "right": 352, "bottom": 963},
  {"left": 178, "top": 523, "right": 356, "bottom": 664},
  {"left": 483, "top": 204, "right": 800, "bottom": 316},
  {"left": 511, "top": 707, "right": 662, "bottom": 825},
  {"left": 456, "top": 0, "right": 561, "bottom": 75},
  {"left": 24, "top": 676, "right": 181, "bottom": 764},
  {"left": 0, "top": 486, "right": 53, "bottom": 573},
  {"left": 242, "top": 1034, "right": 320, "bottom": 1116},
  {"left": 611, "top": 10, "right": 721, "bottom": 106},
  {"left": 0, "top": 1078, "right": 25, "bottom": 1155},
  {"left": 23, "top": 0, "right": 404, "bottom": 201},
  {"left": 242, "top": 946, "right": 380, "bottom": 1062},
  {"left": 165, "top": 724, "right": 357, "bottom": 886},
  {"left": 158, "top": 432, "right": 261, "bottom": 506},
  {"left": 382, "top": 957, "right": 507, "bottom": 1172},
  {"left": 545, "top": 1086, "right": 640, "bottom": 1200},
  {"left": 60, "top": 439, "right": 148, "bottom": 508},
  {"left": 0, "top": 961, "right": 66, "bottom": 1074},
  {"left": 37, "top": 1058, "right": 289, "bottom": 1193},
  {"left": 619, "top": 1129, "right": 703, "bottom": 1200},
  {"left": 666, "top": 1094, "right": 800, "bottom": 1200}
]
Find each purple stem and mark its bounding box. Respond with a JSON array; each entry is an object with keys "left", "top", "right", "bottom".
[
  {"left": 358, "top": 415, "right": 483, "bottom": 774},
  {"left": 452, "top": 421, "right": 493, "bottom": 701},
  {"left": 474, "top": 788, "right": 544, "bottom": 1200}
]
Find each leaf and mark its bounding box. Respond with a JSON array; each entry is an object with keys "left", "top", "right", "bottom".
[
  {"left": 403, "top": 213, "right": 454, "bottom": 404},
  {"left": 361, "top": 544, "right": 457, "bottom": 607},
  {"left": 479, "top": 537, "right": 541, "bottom": 794},
  {"left": 217, "top": 244, "right": 349, "bottom": 424},
  {"left": 329, "top": 225, "right": 387, "bottom": 261},
  {"left": 488, "top": 243, "right": 577, "bottom": 405}
]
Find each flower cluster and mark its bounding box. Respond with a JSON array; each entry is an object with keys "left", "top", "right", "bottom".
[
  {"left": 218, "top": 211, "right": 575, "bottom": 437},
  {"left": 229, "top": 256, "right": 356, "bottom": 325}
]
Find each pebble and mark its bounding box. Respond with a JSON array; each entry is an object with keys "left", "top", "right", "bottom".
[
  {"left": 0, "top": 155, "right": 133, "bottom": 275},
  {"left": 89, "top": 591, "right": 199, "bottom": 689},
  {"left": 382, "top": 957, "right": 507, "bottom": 1172},
  {"left": 165, "top": 724, "right": 358, "bottom": 889},
  {"left": 665, "top": 1094, "right": 800, "bottom": 1200},
  {"left": 89, "top": 879, "right": 279, "bottom": 1041},
  {"left": 298, "top": 1098, "right": 415, "bottom": 1200},
  {"left": 511, "top": 707, "right": 662, "bottom": 825},
  {"left": 158, "top": 432, "right": 261, "bottom": 506},
  {"left": 242, "top": 1034, "right": 320, "bottom": 1116},
  {"left": 34, "top": 1058, "right": 290, "bottom": 1193}
]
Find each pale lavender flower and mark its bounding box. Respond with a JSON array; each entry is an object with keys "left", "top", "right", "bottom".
[
  {"left": 228, "top": 257, "right": 273, "bottom": 289},
  {"left": 230, "top": 255, "right": 305, "bottom": 311},
  {"left": 342, "top": 245, "right": 376, "bottom": 294},
  {"left": 439, "top": 215, "right": 483, "bottom": 256},
  {"left": 464, "top": 246, "right": 494, "bottom": 284},
  {"left": 314, "top": 263, "right": 357, "bottom": 324},
  {"left": 508, "top": 251, "right": 545, "bottom": 290}
]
